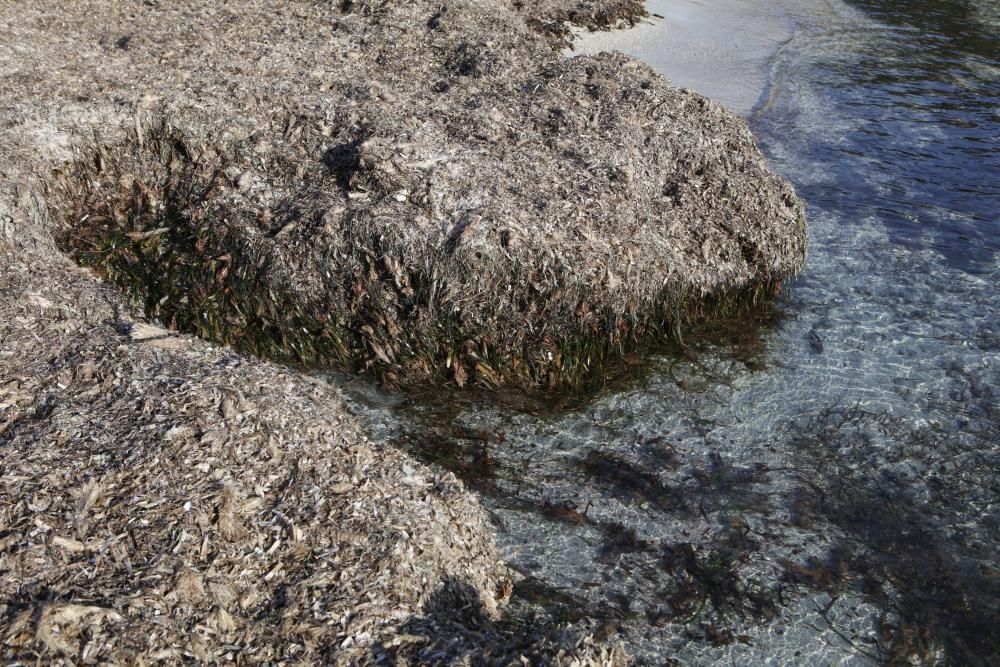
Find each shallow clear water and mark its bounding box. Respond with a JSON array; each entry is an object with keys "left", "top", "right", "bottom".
[{"left": 336, "top": 0, "right": 999, "bottom": 663}]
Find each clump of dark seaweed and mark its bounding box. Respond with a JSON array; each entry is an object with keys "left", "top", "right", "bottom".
[
  {"left": 655, "top": 529, "right": 778, "bottom": 629},
  {"left": 597, "top": 522, "right": 652, "bottom": 563},
  {"left": 579, "top": 449, "right": 687, "bottom": 514},
  {"left": 776, "top": 404, "right": 1000, "bottom": 665},
  {"left": 681, "top": 451, "right": 773, "bottom": 515}
]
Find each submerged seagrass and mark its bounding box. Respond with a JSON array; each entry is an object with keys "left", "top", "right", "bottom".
[{"left": 1, "top": 0, "right": 802, "bottom": 662}]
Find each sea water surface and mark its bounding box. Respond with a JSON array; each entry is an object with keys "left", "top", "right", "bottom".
[{"left": 338, "top": 0, "right": 999, "bottom": 663}]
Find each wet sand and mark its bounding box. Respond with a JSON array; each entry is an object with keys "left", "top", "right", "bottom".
[{"left": 570, "top": 0, "right": 796, "bottom": 117}]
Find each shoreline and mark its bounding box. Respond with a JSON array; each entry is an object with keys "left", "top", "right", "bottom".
[{"left": 569, "top": 0, "right": 797, "bottom": 118}]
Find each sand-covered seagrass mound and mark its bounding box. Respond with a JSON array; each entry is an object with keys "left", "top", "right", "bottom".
[
  {"left": 4, "top": 0, "right": 805, "bottom": 393},
  {"left": 0, "top": 261, "right": 625, "bottom": 664}
]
